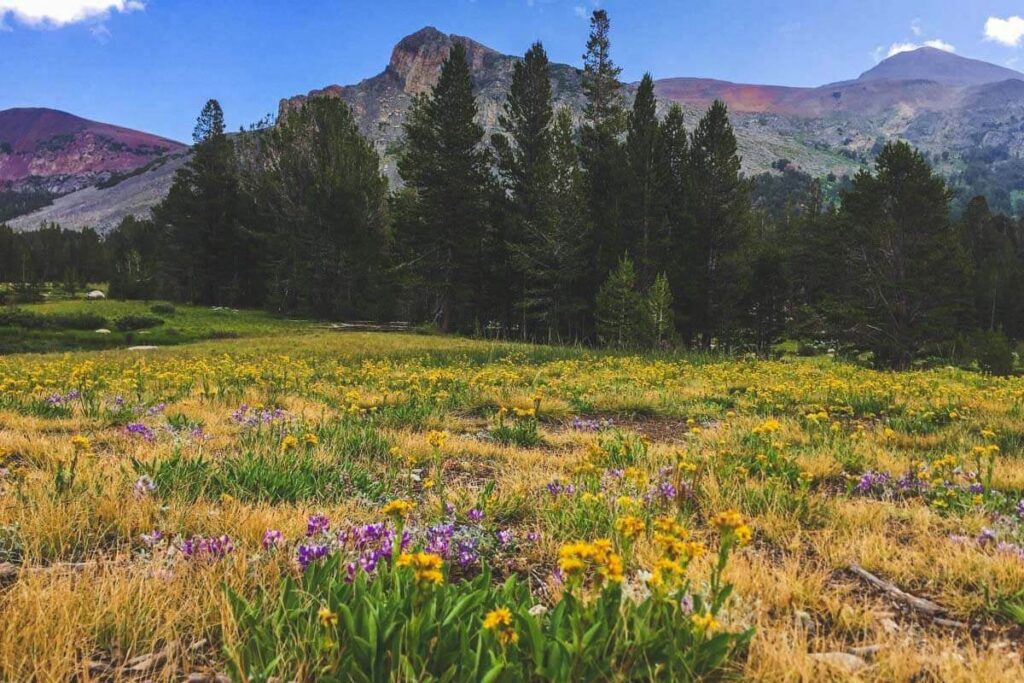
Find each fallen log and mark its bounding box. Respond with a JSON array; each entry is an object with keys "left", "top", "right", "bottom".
[{"left": 848, "top": 562, "right": 947, "bottom": 617}]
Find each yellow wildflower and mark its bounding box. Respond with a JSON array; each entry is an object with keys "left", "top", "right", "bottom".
[
  {"left": 397, "top": 552, "right": 444, "bottom": 586},
  {"left": 483, "top": 607, "right": 519, "bottom": 646},
  {"left": 426, "top": 430, "right": 448, "bottom": 450},
  {"left": 318, "top": 605, "right": 338, "bottom": 627},
  {"left": 382, "top": 499, "right": 415, "bottom": 519},
  {"left": 616, "top": 515, "right": 645, "bottom": 541}
]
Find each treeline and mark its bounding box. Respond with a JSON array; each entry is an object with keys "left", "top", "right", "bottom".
[
  {"left": 5, "top": 10, "right": 1024, "bottom": 370},
  {"left": 0, "top": 223, "right": 106, "bottom": 286}
]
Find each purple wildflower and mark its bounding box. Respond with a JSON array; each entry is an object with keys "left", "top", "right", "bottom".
[
  {"left": 306, "top": 514, "right": 330, "bottom": 537},
  {"left": 262, "top": 529, "right": 284, "bottom": 550},
  {"left": 132, "top": 475, "right": 156, "bottom": 499},
  {"left": 468, "top": 508, "right": 484, "bottom": 522},
  {"left": 141, "top": 529, "right": 163, "bottom": 546},
  {"left": 180, "top": 535, "right": 234, "bottom": 560},
  {"left": 126, "top": 422, "right": 155, "bottom": 442},
  {"left": 297, "top": 543, "right": 329, "bottom": 570}
]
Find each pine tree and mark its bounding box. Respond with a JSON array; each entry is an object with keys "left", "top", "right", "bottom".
[
  {"left": 548, "top": 108, "right": 591, "bottom": 340},
  {"left": 961, "top": 196, "right": 1021, "bottom": 335},
  {"left": 839, "top": 141, "right": 970, "bottom": 368},
  {"left": 154, "top": 99, "right": 246, "bottom": 305},
  {"left": 579, "top": 9, "right": 628, "bottom": 315},
  {"left": 397, "top": 42, "right": 494, "bottom": 332},
  {"left": 235, "top": 96, "right": 391, "bottom": 319},
  {"left": 624, "top": 74, "right": 664, "bottom": 285},
  {"left": 657, "top": 104, "right": 692, "bottom": 329},
  {"left": 644, "top": 272, "right": 675, "bottom": 348},
  {"left": 492, "top": 41, "right": 556, "bottom": 337},
  {"left": 595, "top": 254, "right": 643, "bottom": 348},
  {"left": 687, "top": 100, "right": 751, "bottom": 348}
]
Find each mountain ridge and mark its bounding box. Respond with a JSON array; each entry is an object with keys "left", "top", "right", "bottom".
[{"left": 8, "top": 28, "right": 1024, "bottom": 231}]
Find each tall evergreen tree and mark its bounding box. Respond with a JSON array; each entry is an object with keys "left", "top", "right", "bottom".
[
  {"left": 687, "top": 100, "right": 751, "bottom": 347},
  {"left": 624, "top": 73, "right": 664, "bottom": 285},
  {"left": 839, "top": 141, "right": 970, "bottom": 368},
  {"left": 236, "top": 97, "right": 391, "bottom": 319},
  {"left": 579, "top": 9, "right": 627, "bottom": 316},
  {"left": 492, "top": 41, "right": 556, "bottom": 337},
  {"left": 154, "top": 99, "right": 247, "bottom": 305},
  {"left": 961, "top": 196, "right": 1022, "bottom": 335},
  {"left": 657, "top": 104, "right": 692, "bottom": 328},
  {"left": 398, "top": 42, "right": 494, "bottom": 332}
]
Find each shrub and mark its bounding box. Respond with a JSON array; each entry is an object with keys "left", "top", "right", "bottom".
[
  {"left": 113, "top": 314, "right": 164, "bottom": 332},
  {"left": 966, "top": 330, "right": 1014, "bottom": 376},
  {"left": 0, "top": 309, "right": 107, "bottom": 330},
  {"left": 149, "top": 303, "right": 176, "bottom": 315}
]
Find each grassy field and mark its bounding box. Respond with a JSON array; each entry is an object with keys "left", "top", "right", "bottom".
[
  {"left": 1, "top": 323, "right": 1023, "bottom": 680},
  {"left": 0, "top": 298, "right": 313, "bottom": 354}
]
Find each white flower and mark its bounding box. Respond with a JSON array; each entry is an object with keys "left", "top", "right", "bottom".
[{"left": 528, "top": 604, "right": 548, "bottom": 617}]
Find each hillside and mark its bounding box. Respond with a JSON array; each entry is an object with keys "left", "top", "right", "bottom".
[
  {"left": 7, "top": 152, "right": 187, "bottom": 233},
  {"left": 0, "top": 108, "right": 186, "bottom": 194}
]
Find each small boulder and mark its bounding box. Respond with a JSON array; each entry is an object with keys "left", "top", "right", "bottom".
[
  {"left": 95, "top": 328, "right": 111, "bottom": 334},
  {"left": 86, "top": 290, "right": 106, "bottom": 300},
  {"left": 810, "top": 652, "right": 868, "bottom": 673}
]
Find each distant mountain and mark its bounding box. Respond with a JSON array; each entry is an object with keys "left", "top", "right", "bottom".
[
  {"left": 284, "top": 30, "right": 1024, "bottom": 184},
  {"left": 10, "top": 31, "right": 1024, "bottom": 232},
  {"left": 857, "top": 47, "right": 1024, "bottom": 86},
  {"left": 0, "top": 108, "right": 186, "bottom": 195},
  {"left": 6, "top": 152, "right": 187, "bottom": 234},
  {"left": 0, "top": 108, "right": 187, "bottom": 232}
]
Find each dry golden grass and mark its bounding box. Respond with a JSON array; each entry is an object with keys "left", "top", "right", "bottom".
[{"left": 0, "top": 332, "right": 1023, "bottom": 680}]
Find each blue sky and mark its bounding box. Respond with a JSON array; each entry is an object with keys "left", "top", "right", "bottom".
[{"left": 2, "top": 1, "right": 1024, "bottom": 143}]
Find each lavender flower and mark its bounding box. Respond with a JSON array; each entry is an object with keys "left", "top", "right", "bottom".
[
  {"left": 125, "top": 422, "right": 155, "bottom": 442},
  {"left": 262, "top": 529, "right": 284, "bottom": 550},
  {"left": 468, "top": 508, "right": 484, "bottom": 522},
  {"left": 180, "top": 535, "right": 234, "bottom": 560},
  {"left": 132, "top": 474, "right": 156, "bottom": 499},
  {"left": 141, "top": 529, "right": 163, "bottom": 546},
  {"left": 297, "top": 543, "right": 329, "bottom": 570},
  {"left": 496, "top": 529, "right": 513, "bottom": 546},
  {"left": 306, "top": 514, "right": 330, "bottom": 537}
]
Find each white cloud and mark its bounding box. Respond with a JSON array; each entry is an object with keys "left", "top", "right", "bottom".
[
  {"left": 910, "top": 18, "right": 923, "bottom": 37},
  {"left": 883, "top": 39, "right": 955, "bottom": 59},
  {"left": 573, "top": 5, "right": 587, "bottom": 19},
  {"left": 0, "top": 1, "right": 143, "bottom": 28},
  {"left": 923, "top": 39, "right": 955, "bottom": 52},
  {"left": 985, "top": 16, "right": 1024, "bottom": 47}
]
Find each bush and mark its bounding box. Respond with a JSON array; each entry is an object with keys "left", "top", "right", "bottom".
[
  {"left": 113, "top": 314, "right": 164, "bottom": 332},
  {"left": 965, "top": 330, "right": 1014, "bottom": 377},
  {"left": 0, "top": 309, "right": 107, "bottom": 330},
  {"left": 150, "top": 303, "right": 176, "bottom": 315}
]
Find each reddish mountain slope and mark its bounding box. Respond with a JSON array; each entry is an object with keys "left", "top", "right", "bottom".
[{"left": 0, "top": 108, "right": 186, "bottom": 194}]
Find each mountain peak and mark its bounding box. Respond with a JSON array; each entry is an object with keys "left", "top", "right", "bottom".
[
  {"left": 386, "top": 26, "right": 501, "bottom": 95},
  {"left": 858, "top": 47, "right": 1024, "bottom": 86}
]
